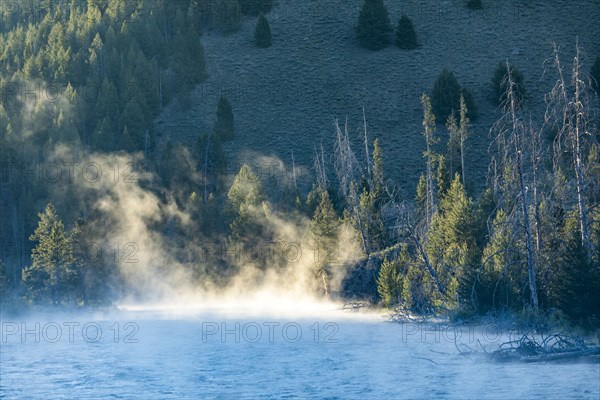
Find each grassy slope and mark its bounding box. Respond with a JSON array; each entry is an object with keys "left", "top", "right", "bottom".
[{"left": 156, "top": 0, "right": 600, "bottom": 197}]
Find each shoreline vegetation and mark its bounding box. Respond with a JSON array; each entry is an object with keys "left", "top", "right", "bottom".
[{"left": 1, "top": 1, "right": 599, "bottom": 349}]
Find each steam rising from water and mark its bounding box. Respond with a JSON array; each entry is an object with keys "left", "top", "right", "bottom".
[{"left": 52, "top": 148, "right": 364, "bottom": 317}]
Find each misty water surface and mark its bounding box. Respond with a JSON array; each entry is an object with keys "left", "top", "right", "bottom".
[{"left": 1, "top": 306, "right": 599, "bottom": 399}]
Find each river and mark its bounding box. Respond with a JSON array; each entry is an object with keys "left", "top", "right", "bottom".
[{"left": 1, "top": 306, "right": 599, "bottom": 399}]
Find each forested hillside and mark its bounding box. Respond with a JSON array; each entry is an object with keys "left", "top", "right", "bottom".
[{"left": 1, "top": 0, "right": 599, "bottom": 327}]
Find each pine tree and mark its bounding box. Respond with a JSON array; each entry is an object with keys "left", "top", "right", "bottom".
[
  {"left": 310, "top": 189, "right": 340, "bottom": 297},
  {"left": 426, "top": 175, "right": 479, "bottom": 310},
  {"left": 431, "top": 68, "right": 478, "bottom": 122},
  {"left": 457, "top": 95, "right": 471, "bottom": 187},
  {"left": 377, "top": 257, "right": 402, "bottom": 307},
  {"left": 21, "top": 204, "right": 80, "bottom": 305},
  {"left": 310, "top": 190, "right": 340, "bottom": 262},
  {"left": 481, "top": 209, "right": 527, "bottom": 312},
  {"left": 431, "top": 68, "right": 461, "bottom": 122},
  {"left": 421, "top": 94, "right": 437, "bottom": 226},
  {"left": 547, "top": 217, "right": 600, "bottom": 323},
  {"left": 214, "top": 96, "right": 235, "bottom": 141},
  {"left": 228, "top": 165, "right": 268, "bottom": 266},
  {"left": 395, "top": 15, "right": 418, "bottom": 50},
  {"left": 118, "top": 101, "right": 146, "bottom": 149},
  {"left": 436, "top": 155, "right": 451, "bottom": 200},
  {"left": 254, "top": 14, "right": 272, "bottom": 48},
  {"left": 91, "top": 117, "right": 115, "bottom": 152},
  {"left": 415, "top": 174, "right": 428, "bottom": 223},
  {"left": 446, "top": 112, "right": 461, "bottom": 179},
  {"left": 358, "top": 139, "right": 387, "bottom": 252},
  {"left": 355, "top": 0, "right": 392, "bottom": 50},
  {"left": 118, "top": 126, "right": 136, "bottom": 152}
]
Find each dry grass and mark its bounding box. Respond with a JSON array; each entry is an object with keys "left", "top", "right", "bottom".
[{"left": 156, "top": 0, "right": 600, "bottom": 197}]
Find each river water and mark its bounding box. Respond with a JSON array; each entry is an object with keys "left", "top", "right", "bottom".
[{"left": 1, "top": 306, "right": 599, "bottom": 399}]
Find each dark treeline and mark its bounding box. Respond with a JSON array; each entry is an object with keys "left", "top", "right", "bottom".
[{"left": 0, "top": 0, "right": 599, "bottom": 329}]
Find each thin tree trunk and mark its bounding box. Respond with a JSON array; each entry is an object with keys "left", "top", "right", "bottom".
[
  {"left": 507, "top": 64, "right": 538, "bottom": 311},
  {"left": 460, "top": 134, "right": 466, "bottom": 188},
  {"left": 363, "top": 107, "right": 371, "bottom": 178},
  {"left": 572, "top": 48, "right": 592, "bottom": 260},
  {"left": 516, "top": 131, "right": 538, "bottom": 311},
  {"left": 426, "top": 139, "right": 434, "bottom": 226}
]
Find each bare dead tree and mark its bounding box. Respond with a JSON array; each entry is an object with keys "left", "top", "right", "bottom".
[
  {"left": 545, "top": 41, "right": 596, "bottom": 261},
  {"left": 364, "top": 167, "right": 448, "bottom": 298},
  {"left": 459, "top": 94, "right": 470, "bottom": 189},
  {"left": 421, "top": 94, "right": 437, "bottom": 227},
  {"left": 333, "top": 119, "right": 369, "bottom": 255},
  {"left": 313, "top": 142, "right": 328, "bottom": 190},
  {"left": 489, "top": 61, "right": 539, "bottom": 312},
  {"left": 291, "top": 150, "right": 297, "bottom": 189},
  {"left": 528, "top": 117, "right": 544, "bottom": 253},
  {"left": 362, "top": 107, "right": 371, "bottom": 178}
]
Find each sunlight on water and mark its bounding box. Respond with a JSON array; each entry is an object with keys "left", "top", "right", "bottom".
[{"left": 116, "top": 292, "right": 384, "bottom": 322}]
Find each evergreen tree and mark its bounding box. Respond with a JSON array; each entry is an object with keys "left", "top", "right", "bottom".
[
  {"left": 358, "top": 139, "right": 387, "bottom": 252},
  {"left": 21, "top": 204, "right": 80, "bottom": 305},
  {"left": 91, "top": 117, "right": 115, "bottom": 152},
  {"left": 377, "top": 257, "right": 402, "bottom": 307},
  {"left": 431, "top": 68, "right": 461, "bottom": 122},
  {"left": 547, "top": 217, "right": 600, "bottom": 323},
  {"left": 426, "top": 175, "right": 479, "bottom": 310},
  {"left": 395, "top": 15, "right": 418, "bottom": 50},
  {"left": 431, "top": 68, "right": 477, "bottom": 122},
  {"left": 310, "top": 189, "right": 340, "bottom": 297},
  {"left": 446, "top": 112, "right": 461, "bottom": 179},
  {"left": 480, "top": 209, "right": 527, "bottom": 312},
  {"left": 214, "top": 96, "right": 235, "bottom": 141},
  {"left": 228, "top": 165, "right": 269, "bottom": 268},
  {"left": 436, "top": 155, "right": 451, "bottom": 201},
  {"left": 355, "top": 0, "right": 392, "bottom": 50},
  {"left": 421, "top": 94, "right": 437, "bottom": 226},
  {"left": 196, "top": 133, "right": 226, "bottom": 199},
  {"left": 118, "top": 126, "right": 136, "bottom": 152},
  {"left": 415, "top": 174, "right": 428, "bottom": 223},
  {"left": 254, "top": 14, "right": 272, "bottom": 48}
]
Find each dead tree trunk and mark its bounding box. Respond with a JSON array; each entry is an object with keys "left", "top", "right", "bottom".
[
  {"left": 421, "top": 94, "right": 437, "bottom": 226},
  {"left": 547, "top": 43, "right": 593, "bottom": 262},
  {"left": 507, "top": 65, "right": 539, "bottom": 312}
]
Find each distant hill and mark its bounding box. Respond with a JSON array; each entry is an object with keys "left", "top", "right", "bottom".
[{"left": 156, "top": 0, "right": 600, "bottom": 197}]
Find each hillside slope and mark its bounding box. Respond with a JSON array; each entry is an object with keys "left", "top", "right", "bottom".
[{"left": 156, "top": 0, "right": 600, "bottom": 196}]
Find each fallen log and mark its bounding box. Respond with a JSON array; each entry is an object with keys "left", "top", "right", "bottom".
[{"left": 459, "top": 331, "right": 600, "bottom": 363}]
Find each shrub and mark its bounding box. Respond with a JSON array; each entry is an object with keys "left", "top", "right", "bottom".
[
  {"left": 355, "top": 0, "right": 393, "bottom": 51},
  {"left": 254, "top": 14, "right": 272, "bottom": 48},
  {"left": 395, "top": 15, "right": 418, "bottom": 50},
  {"left": 492, "top": 62, "right": 526, "bottom": 107}
]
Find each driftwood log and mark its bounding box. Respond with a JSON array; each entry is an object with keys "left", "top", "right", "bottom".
[{"left": 459, "top": 331, "right": 600, "bottom": 363}]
